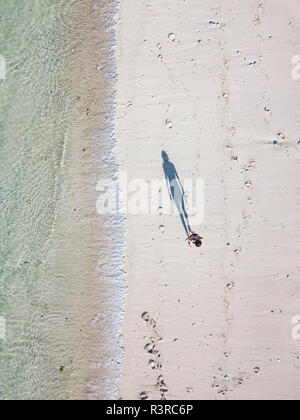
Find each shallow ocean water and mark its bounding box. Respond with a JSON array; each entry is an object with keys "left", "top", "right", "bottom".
[{"left": 0, "top": 0, "right": 124, "bottom": 400}]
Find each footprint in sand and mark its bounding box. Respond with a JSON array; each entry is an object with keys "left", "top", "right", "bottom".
[
  {"left": 253, "top": 14, "right": 261, "bottom": 26},
  {"left": 139, "top": 391, "right": 149, "bottom": 400},
  {"left": 225, "top": 140, "right": 233, "bottom": 150},
  {"left": 224, "top": 58, "right": 230, "bottom": 70},
  {"left": 229, "top": 126, "right": 236, "bottom": 136},
  {"left": 227, "top": 281, "right": 235, "bottom": 290},
  {"left": 157, "top": 206, "right": 163, "bottom": 216},
  {"left": 149, "top": 359, "right": 158, "bottom": 369},
  {"left": 264, "top": 106, "right": 271, "bottom": 114},
  {"left": 165, "top": 119, "right": 173, "bottom": 129},
  {"left": 159, "top": 385, "right": 168, "bottom": 398},
  {"left": 149, "top": 358, "right": 162, "bottom": 370},
  {"left": 168, "top": 33, "right": 176, "bottom": 42},
  {"left": 141, "top": 311, "right": 150, "bottom": 322},
  {"left": 159, "top": 225, "right": 165, "bottom": 233},
  {"left": 141, "top": 312, "right": 161, "bottom": 338},
  {"left": 144, "top": 342, "right": 156, "bottom": 354},
  {"left": 243, "top": 160, "right": 256, "bottom": 171},
  {"left": 277, "top": 132, "right": 285, "bottom": 140},
  {"left": 157, "top": 374, "right": 165, "bottom": 385},
  {"left": 149, "top": 318, "right": 157, "bottom": 328},
  {"left": 156, "top": 375, "right": 168, "bottom": 399},
  {"left": 142, "top": 312, "right": 166, "bottom": 398}
]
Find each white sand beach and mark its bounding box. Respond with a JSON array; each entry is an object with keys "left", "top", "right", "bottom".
[{"left": 115, "top": 0, "right": 300, "bottom": 400}]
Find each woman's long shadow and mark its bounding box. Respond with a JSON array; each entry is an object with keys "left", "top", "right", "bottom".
[{"left": 162, "top": 150, "right": 191, "bottom": 235}]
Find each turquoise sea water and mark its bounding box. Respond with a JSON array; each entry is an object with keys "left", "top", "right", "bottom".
[{"left": 0, "top": 0, "right": 124, "bottom": 400}]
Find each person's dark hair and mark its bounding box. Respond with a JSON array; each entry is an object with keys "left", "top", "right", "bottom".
[
  {"left": 195, "top": 239, "right": 202, "bottom": 247},
  {"left": 161, "top": 150, "right": 169, "bottom": 162}
]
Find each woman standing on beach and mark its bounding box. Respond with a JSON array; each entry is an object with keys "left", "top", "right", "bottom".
[{"left": 186, "top": 231, "right": 203, "bottom": 248}]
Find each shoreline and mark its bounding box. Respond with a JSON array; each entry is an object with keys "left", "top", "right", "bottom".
[{"left": 61, "top": 0, "right": 126, "bottom": 399}]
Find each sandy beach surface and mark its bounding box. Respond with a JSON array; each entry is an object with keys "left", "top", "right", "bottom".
[{"left": 115, "top": 0, "right": 300, "bottom": 400}]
